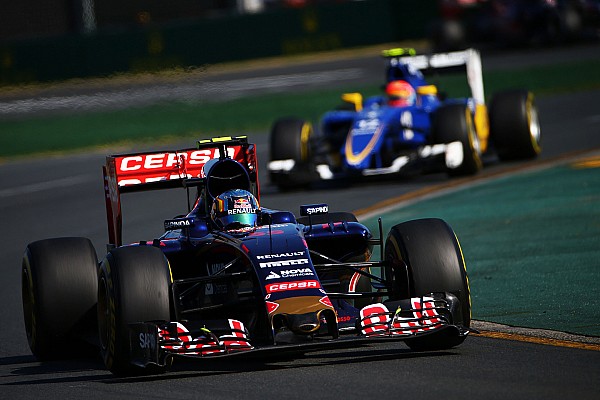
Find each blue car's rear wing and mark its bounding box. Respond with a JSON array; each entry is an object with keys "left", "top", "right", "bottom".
[
  {"left": 383, "top": 47, "right": 485, "bottom": 107},
  {"left": 102, "top": 136, "right": 259, "bottom": 247},
  {"left": 383, "top": 48, "right": 489, "bottom": 152}
]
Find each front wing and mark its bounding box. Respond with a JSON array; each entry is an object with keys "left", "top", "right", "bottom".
[{"left": 129, "top": 295, "right": 471, "bottom": 369}]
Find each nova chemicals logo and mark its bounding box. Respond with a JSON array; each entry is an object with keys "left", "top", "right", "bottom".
[
  {"left": 265, "top": 271, "right": 280, "bottom": 280},
  {"left": 265, "top": 268, "right": 313, "bottom": 280},
  {"left": 259, "top": 258, "right": 309, "bottom": 269}
]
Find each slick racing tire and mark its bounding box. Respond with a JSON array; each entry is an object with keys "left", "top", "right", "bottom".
[
  {"left": 432, "top": 104, "right": 482, "bottom": 177},
  {"left": 489, "top": 90, "right": 541, "bottom": 160},
  {"left": 22, "top": 237, "right": 98, "bottom": 360},
  {"left": 269, "top": 118, "right": 313, "bottom": 189},
  {"left": 385, "top": 219, "right": 471, "bottom": 350},
  {"left": 270, "top": 117, "right": 312, "bottom": 163},
  {"left": 98, "top": 246, "right": 171, "bottom": 376}
]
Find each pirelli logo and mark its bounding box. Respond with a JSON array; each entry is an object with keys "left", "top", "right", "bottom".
[{"left": 259, "top": 258, "right": 309, "bottom": 269}]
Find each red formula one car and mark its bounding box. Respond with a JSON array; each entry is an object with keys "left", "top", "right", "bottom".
[{"left": 22, "top": 137, "right": 473, "bottom": 376}]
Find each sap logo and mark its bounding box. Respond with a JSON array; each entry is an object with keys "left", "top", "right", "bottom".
[
  {"left": 139, "top": 332, "right": 156, "bottom": 350},
  {"left": 300, "top": 204, "right": 329, "bottom": 216},
  {"left": 306, "top": 206, "right": 328, "bottom": 214}
]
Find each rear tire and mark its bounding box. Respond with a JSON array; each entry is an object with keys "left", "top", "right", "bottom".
[
  {"left": 385, "top": 218, "right": 471, "bottom": 350},
  {"left": 490, "top": 90, "right": 541, "bottom": 160},
  {"left": 98, "top": 246, "right": 171, "bottom": 376},
  {"left": 433, "top": 104, "right": 482, "bottom": 176},
  {"left": 22, "top": 237, "right": 98, "bottom": 360}
]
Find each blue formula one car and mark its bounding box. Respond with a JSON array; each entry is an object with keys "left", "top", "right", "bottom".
[
  {"left": 269, "top": 48, "right": 541, "bottom": 190},
  {"left": 22, "top": 137, "right": 473, "bottom": 376}
]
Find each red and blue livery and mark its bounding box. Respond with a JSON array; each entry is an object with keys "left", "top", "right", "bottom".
[{"left": 22, "top": 137, "right": 474, "bottom": 376}]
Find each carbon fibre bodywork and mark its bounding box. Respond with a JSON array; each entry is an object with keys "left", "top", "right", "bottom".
[{"left": 22, "top": 137, "right": 472, "bottom": 375}]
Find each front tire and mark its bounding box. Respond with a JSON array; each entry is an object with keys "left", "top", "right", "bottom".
[
  {"left": 385, "top": 218, "right": 471, "bottom": 350},
  {"left": 433, "top": 104, "right": 482, "bottom": 176},
  {"left": 490, "top": 90, "right": 541, "bottom": 160},
  {"left": 22, "top": 237, "right": 98, "bottom": 360},
  {"left": 98, "top": 246, "right": 171, "bottom": 376},
  {"left": 269, "top": 117, "right": 314, "bottom": 189}
]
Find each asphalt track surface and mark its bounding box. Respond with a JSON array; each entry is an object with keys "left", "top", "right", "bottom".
[{"left": 1, "top": 44, "right": 600, "bottom": 398}]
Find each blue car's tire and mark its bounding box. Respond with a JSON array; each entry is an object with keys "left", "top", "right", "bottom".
[
  {"left": 269, "top": 117, "right": 314, "bottom": 189},
  {"left": 490, "top": 90, "right": 542, "bottom": 160},
  {"left": 22, "top": 237, "right": 98, "bottom": 360},
  {"left": 385, "top": 218, "right": 471, "bottom": 350},
  {"left": 433, "top": 104, "right": 482, "bottom": 176},
  {"left": 98, "top": 245, "right": 171, "bottom": 376},
  {"left": 270, "top": 117, "right": 312, "bottom": 164}
]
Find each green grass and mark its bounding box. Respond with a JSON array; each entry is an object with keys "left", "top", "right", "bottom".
[{"left": 1, "top": 59, "right": 599, "bottom": 158}]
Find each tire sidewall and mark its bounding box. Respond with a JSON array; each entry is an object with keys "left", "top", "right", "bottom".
[
  {"left": 385, "top": 218, "right": 471, "bottom": 327},
  {"left": 490, "top": 89, "right": 542, "bottom": 160},
  {"left": 22, "top": 237, "right": 98, "bottom": 360},
  {"left": 433, "top": 104, "right": 482, "bottom": 176},
  {"left": 98, "top": 245, "right": 171, "bottom": 375}
]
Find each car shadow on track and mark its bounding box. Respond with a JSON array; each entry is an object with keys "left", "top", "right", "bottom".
[
  {"left": 102, "top": 346, "right": 459, "bottom": 384},
  {"left": 1, "top": 344, "right": 459, "bottom": 386}
]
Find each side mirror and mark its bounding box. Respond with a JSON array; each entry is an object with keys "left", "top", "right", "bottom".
[{"left": 341, "top": 93, "right": 363, "bottom": 112}]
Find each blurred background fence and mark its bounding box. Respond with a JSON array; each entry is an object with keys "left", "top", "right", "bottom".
[{"left": 0, "top": 0, "right": 437, "bottom": 85}]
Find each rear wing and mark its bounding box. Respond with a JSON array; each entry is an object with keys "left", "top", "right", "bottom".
[
  {"left": 103, "top": 136, "right": 259, "bottom": 247},
  {"left": 382, "top": 47, "right": 485, "bottom": 106}
]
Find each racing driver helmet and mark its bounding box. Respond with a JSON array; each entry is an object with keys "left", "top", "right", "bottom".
[
  {"left": 211, "top": 189, "right": 260, "bottom": 232},
  {"left": 386, "top": 80, "right": 416, "bottom": 107}
]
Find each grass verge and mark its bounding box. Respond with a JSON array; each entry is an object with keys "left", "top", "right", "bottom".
[{"left": 1, "top": 59, "right": 599, "bottom": 158}]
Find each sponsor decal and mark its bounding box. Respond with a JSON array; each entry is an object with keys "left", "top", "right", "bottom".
[
  {"left": 118, "top": 149, "right": 233, "bottom": 172},
  {"left": 228, "top": 207, "right": 257, "bottom": 215},
  {"left": 259, "top": 258, "right": 309, "bottom": 269},
  {"left": 256, "top": 251, "right": 304, "bottom": 260},
  {"left": 351, "top": 118, "right": 381, "bottom": 136},
  {"left": 265, "top": 268, "right": 314, "bottom": 280},
  {"left": 164, "top": 218, "right": 192, "bottom": 230},
  {"left": 300, "top": 204, "right": 329, "bottom": 216},
  {"left": 265, "top": 271, "right": 280, "bottom": 280},
  {"left": 139, "top": 332, "right": 156, "bottom": 350},
  {"left": 265, "top": 279, "right": 320, "bottom": 294},
  {"left": 114, "top": 147, "right": 239, "bottom": 186},
  {"left": 337, "top": 315, "right": 352, "bottom": 323}
]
